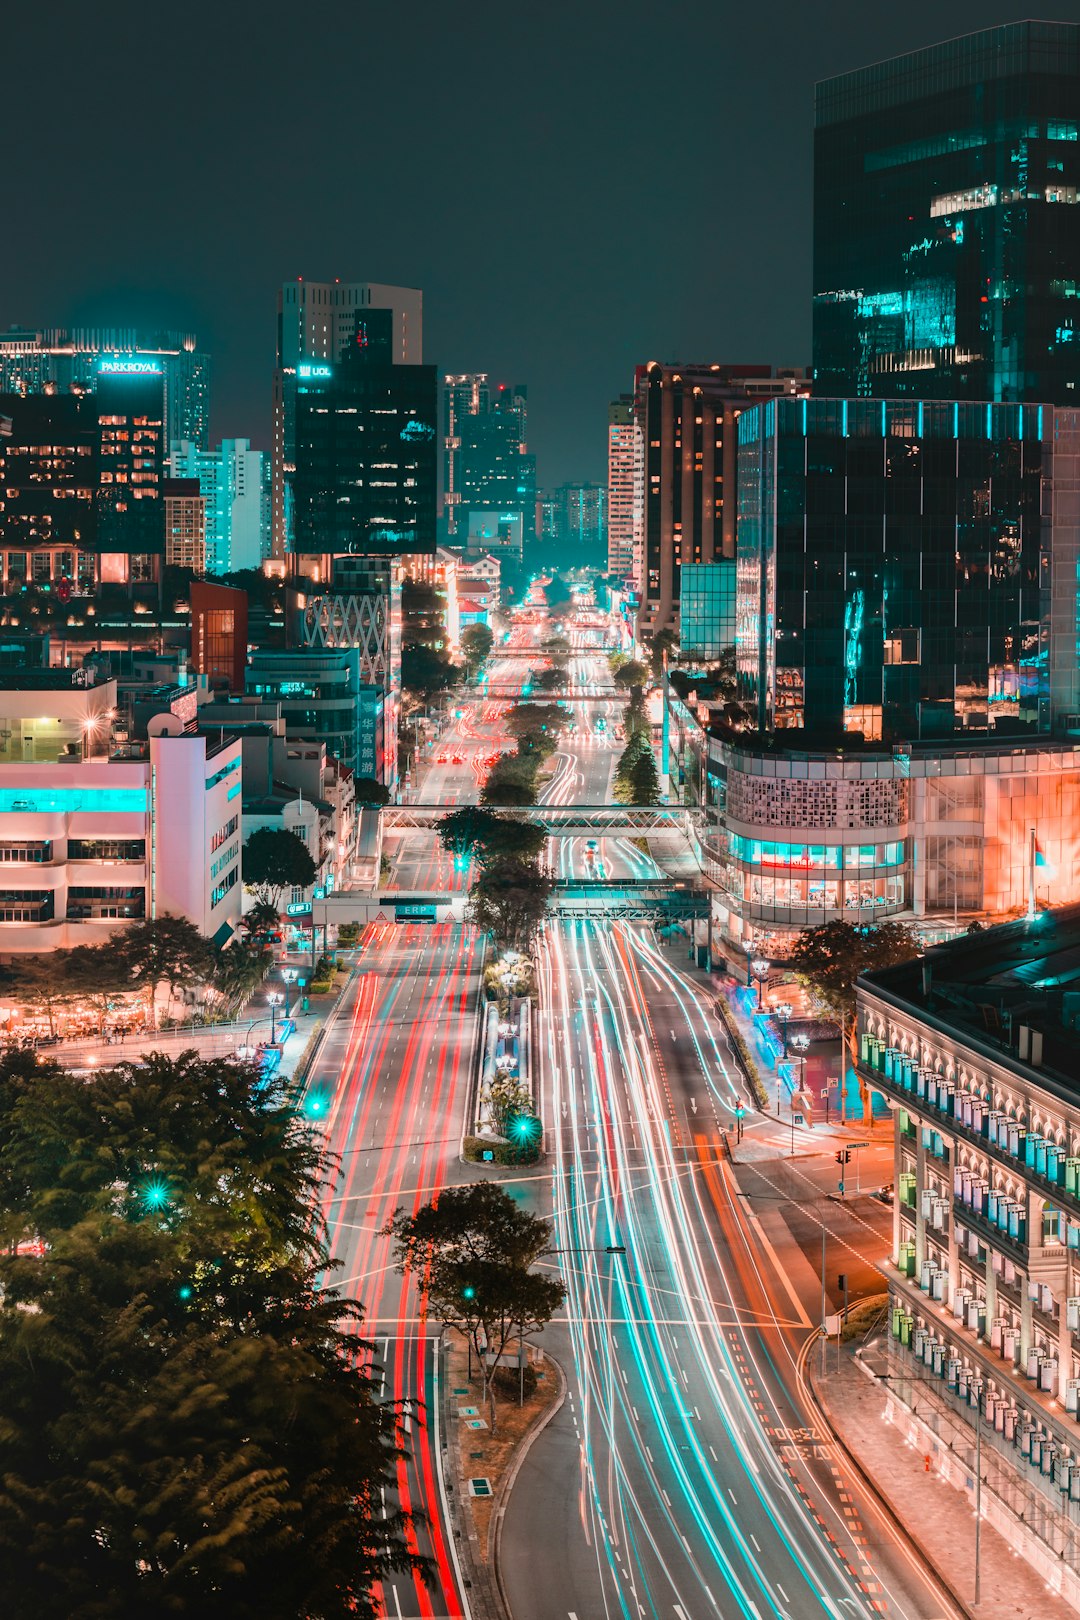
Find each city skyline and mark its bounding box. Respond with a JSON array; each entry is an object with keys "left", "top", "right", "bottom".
[{"left": 0, "top": 0, "right": 1040, "bottom": 488}]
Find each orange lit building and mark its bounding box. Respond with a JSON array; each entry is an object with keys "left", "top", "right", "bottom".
[{"left": 190, "top": 580, "right": 248, "bottom": 693}]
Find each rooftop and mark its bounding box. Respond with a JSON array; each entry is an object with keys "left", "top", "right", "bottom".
[{"left": 860, "top": 904, "right": 1080, "bottom": 1092}]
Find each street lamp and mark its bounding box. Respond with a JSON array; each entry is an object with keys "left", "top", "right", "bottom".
[
  {"left": 788, "top": 1031, "right": 810, "bottom": 1147},
  {"left": 267, "top": 991, "right": 283, "bottom": 1047},
  {"left": 775, "top": 1000, "right": 792, "bottom": 1058},
  {"left": 741, "top": 936, "right": 758, "bottom": 987},
  {"left": 751, "top": 957, "right": 770, "bottom": 1012},
  {"left": 281, "top": 966, "right": 297, "bottom": 1018}
]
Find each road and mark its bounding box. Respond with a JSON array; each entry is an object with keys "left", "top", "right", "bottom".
[
  {"left": 309, "top": 919, "right": 484, "bottom": 1619},
  {"left": 304, "top": 593, "right": 954, "bottom": 1620}
]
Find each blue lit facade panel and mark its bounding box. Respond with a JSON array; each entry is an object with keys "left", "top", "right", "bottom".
[
  {"left": 813, "top": 21, "right": 1080, "bottom": 405},
  {"left": 736, "top": 396, "right": 1051, "bottom": 741}
]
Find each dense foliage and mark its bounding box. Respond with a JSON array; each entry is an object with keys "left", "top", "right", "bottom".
[
  {"left": 242, "top": 827, "right": 318, "bottom": 908},
  {"left": 0, "top": 1050, "right": 420, "bottom": 1618}
]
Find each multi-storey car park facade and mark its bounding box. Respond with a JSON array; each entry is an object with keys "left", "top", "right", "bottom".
[{"left": 857, "top": 910, "right": 1080, "bottom": 1604}]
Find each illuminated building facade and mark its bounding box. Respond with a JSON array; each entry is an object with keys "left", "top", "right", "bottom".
[
  {"left": 735, "top": 398, "right": 1080, "bottom": 742},
  {"left": 0, "top": 326, "right": 210, "bottom": 447},
  {"left": 543, "top": 482, "right": 606, "bottom": 566},
  {"left": 857, "top": 912, "right": 1080, "bottom": 1605},
  {"left": 442, "top": 375, "right": 536, "bottom": 552},
  {"left": 246, "top": 646, "right": 396, "bottom": 788},
  {"left": 272, "top": 279, "right": 422, "bottom": 560},
  {"left": 813, "top": 22, "right": 1080, "bottom": 404},
  {"left": 607, "top": 396, "right": 637, "bottom": 581},
  {"left": 0, "top": 671, "right": 241, "bottom": 950},
  {"left": 191, "top": 580, "right": 248, "bottom": 693},
  {"left": 163, "top": 477, "right": 206, "bottom": 572},
  {"left": 172, "top": 438, "right": 269, "bottom": 574},
  {"left": 706, "top": 733, "right": 1080, "bottom": 956},
  {"left": 633, "top": 362, "right": 808, "bottom": 638},
  {"left": 290, "top": 316, "right": 437, "bottom": 562},
  {"left": 0, "top": 359, "right": 166, "bottom": 595},
  {"left": 679, "top": 561, "right": 736, "bottom": 662}
]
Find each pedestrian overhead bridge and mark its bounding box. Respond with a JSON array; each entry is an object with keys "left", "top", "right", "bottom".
[{"left": 382, "top": 804, "right": 701, "bottom": 840}]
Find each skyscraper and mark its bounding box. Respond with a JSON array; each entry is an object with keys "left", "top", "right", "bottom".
[
  {"left": 442, "top": 375, "right": 536, "bottom": 553},
  {"left": 542, "top": 482, "right": 606, "bottom": 566},
  {"left": 813, "top": 21, "right": 1080, "bottom": 403},
  {"left": 290, "top": 309, "right": 437, "bottom": 562},
  {"left": 633, "top": 362, "right": 807, "bottom": 638},
  {"left": 272, "top": 279, "right": 422, "bottom": 560},
  {"left": 0, "top": 359, "right": 166, "bottom": 595},
  {"left": 0, "top": 327, "right": 210, "bottom": 447},
  {"left": 606, "top": 396, "right": 636, "bottom": 581}
]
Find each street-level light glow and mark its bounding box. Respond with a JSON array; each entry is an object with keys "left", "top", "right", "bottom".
[
  {"left": 751, "top": 957, "right": 770, "bottom": 979},
  {"left": 140, "top": 1176, "right": 171, "bottom": 1212}
]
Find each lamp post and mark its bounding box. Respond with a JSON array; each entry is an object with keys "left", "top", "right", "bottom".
[
  {"left": 281, "top": 966, "right": 297, "bottom": 1018},
  {"left": 775, "top": 1000, "right": 792, "bottom": 1058},
  {"left": 742, "top": 937, "right": 757, "bottom": 987},
  {"left": 267, "top": 991, "right": 283, "bottom": 1047},
  {"left": 751, "top": 957, "right": 770, "bottom": 1012},
  {"left": 789, "top": 1032, "right": 809, "bottom": 1149}
]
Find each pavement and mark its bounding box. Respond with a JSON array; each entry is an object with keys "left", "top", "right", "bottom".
[{"left": 810, "top": 1341, "right": 1080, "bottom": 1620}]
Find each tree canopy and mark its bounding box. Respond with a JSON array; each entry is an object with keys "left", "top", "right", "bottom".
[
  {"left": 242, "top": 827, "right": 318, "bottom": 908},
  {"left": 504, "top": 703, "right": 568, "bottom": 757},
  {"left": 0, "top": 1049, "right": 420, "bottom": 1618},
  {"left": 460, "top": 623, "right": 494, "bottom": 675},
  {"left": 789, "top": 920, "right": 920, "bottom": 1117},
  {"left": 435, "top": 807, "right": 546, "bottom": 869},
  {"left": 385, "top": 1184, "right": 563, "bottom": 1426},
  {"left": 401, "top": 641, "right": 458, "bottom": 699},
  {"left": 467, "top": 858, "right": 553, "bottom": 950},
  {"left": 354, "top": 776, "right": 391, "bottom": 807},
  {"left": 613, "top": 659, "right": 649, "bottom": 691}
]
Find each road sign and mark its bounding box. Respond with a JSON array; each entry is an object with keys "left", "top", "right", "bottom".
[
  {"left": 793, "top": 1113, "right": 804, "bottom": 1126},
  {"left": 838, "top": 1181, "right": 845, "bottom": 1195}
]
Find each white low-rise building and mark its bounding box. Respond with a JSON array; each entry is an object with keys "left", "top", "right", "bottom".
[{"left": 0, "top": 671, "right": 242, "bottom": 950}]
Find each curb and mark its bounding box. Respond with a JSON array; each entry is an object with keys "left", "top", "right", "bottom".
[
  {"left": 801, "top": 1333, "right": 973, "bottom": 1620},
  {"left": 491, "top": 1350, "right": 568, "bottom": 1617}
]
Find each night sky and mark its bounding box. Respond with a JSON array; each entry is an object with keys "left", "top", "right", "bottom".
[{"left": 4, "top": 1, "right": 1037, "bottom": 487}]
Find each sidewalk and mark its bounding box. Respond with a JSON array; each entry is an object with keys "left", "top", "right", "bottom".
[{"left": 810, "top": 1340, "right": 1080, "bottom": 1620}]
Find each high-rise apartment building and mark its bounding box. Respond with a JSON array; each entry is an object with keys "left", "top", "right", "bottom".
[
  {"left": 172, "top": 438, "right": 269, "bottom": 575},
  {"left": 442, "top": 375, "right": 536, "bottom": 553},
  {"left": 607, "top": 397, "right": 636, "bottom": 581},
  {"left": 735, "top": 397, "right": 1080, "bottom": 743},
  {"left": 0, "top": 327, "right": 210, "bottom": 447},
  {"left": 272, "top": 279, "right": 422, "bottom": 560},
  {"left": 633, "top": 362, "right": 808, "bottom": 638},
  {"left": 813, "top": 21, "right": 1080, "bottom": 403}
]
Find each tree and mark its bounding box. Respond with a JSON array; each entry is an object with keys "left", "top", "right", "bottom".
[
  {"left": 436, "top": 807, "right": 545, "bottom": 869},
  {"left": 486, "top": 1070, "right": 533, "bottom": 1137},
  {"left": 530, "top": 666, "right": 563, "bottom": 693},
  {"left": 504, "top": 703, "right": 568, "bottom": 757},
  {"left": 66, "top": 944, "right": 132, "bottom": 1035},
  {"left": 241, "top": 899, "right": 282, "bottom": 939},
  {"left": 542, "top": 634, "right": 571, "bottom": 670},
  {"left": 401, "top": 641, "right": 458, "bottom": 699},
  {"left": 480, "top": 752, "right": 541, "bottom": 807},
  {"left": 467, "top": 859, "right": 553, "bottom": 950},
  {"left": 7, "top": 956, "right": 79, "bottom": 1038},
  {"left": 613, "top": 658, "right": 649, "bottom": 691},
  {"left": 460, "top": 623, "right": 494, "bottom": 676},
  {"left": 544, "top": 573, "right": 573, "bottom": 610},
  {"left": 211, "top": 939, "right": 270, "bottom": 1012},
  {"left": 0, "top": 1050, "right": 422, "bottom": 1617},
  {"left": 788, "top": 921, "right": 920, "bottom": 1120},
  {"left": 384, "top": 1183, "right": 564, "bottom": 1427},
  {"left": 400, "top": 578, "right": 448, "bottom": 649},
  {"left": 646, "top": 625, "right": 678, "bottom": 680},
  {"left": 116, "top": 916, "right": 217, "bottom": 1029},
  {"left": 624, "top": 749, "right": 661, "bottom": 807},
  {"left": 242, "top": 827, "right": 318, "bottom": 909},
  {"left": 354, "top": 777, "right": 391, "bottom": 807}
]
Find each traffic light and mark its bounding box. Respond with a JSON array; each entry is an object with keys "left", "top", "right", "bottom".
[
  {"left": 835, "top": 1148, "right": 852, "bottom": 1166},
  {"left": 462, "top": 1284, "right": 476, "bottom": 1301}
]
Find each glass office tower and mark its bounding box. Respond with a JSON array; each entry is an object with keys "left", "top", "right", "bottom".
[
  {"left": 736, "top": 397, "right": 1080, "bottom": 744},
  {"left": 813, "top": 21, "right": 1080, "bottom": 403}
]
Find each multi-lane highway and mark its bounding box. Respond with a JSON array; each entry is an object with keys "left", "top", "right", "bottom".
[{"left": 305, "top": 591, "right": 955, "bottom": 1620}]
